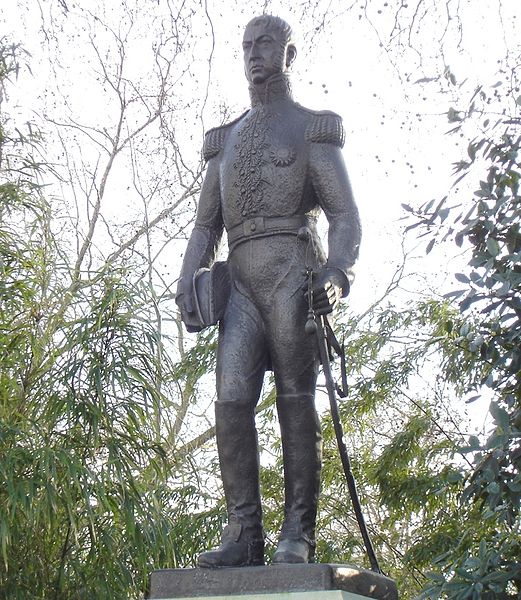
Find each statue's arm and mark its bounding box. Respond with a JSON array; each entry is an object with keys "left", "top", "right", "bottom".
[
  {"left": 175, "top": 156, "right": 224, "bottom": 329},
  {"left": 310, "top": 142, "right": 361, "bottom": 282},
  {"left": 308, "top": 139, "right": 361, "bottom": 313}
]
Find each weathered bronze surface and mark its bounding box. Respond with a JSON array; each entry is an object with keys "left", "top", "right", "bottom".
[{"left": 175, "top": 15, "right": 361, "bottom": 568}]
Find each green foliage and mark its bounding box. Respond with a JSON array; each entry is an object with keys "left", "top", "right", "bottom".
[
  {"left": 406, "top": 76, "right": 521, "bottom": 598},
  {"left": 0, "top": 41, "right": 218, "bottom": 599}
]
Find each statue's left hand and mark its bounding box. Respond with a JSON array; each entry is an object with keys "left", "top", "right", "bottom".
[{"left": 307, "top": 267, "right": 349, "bottom": 315}]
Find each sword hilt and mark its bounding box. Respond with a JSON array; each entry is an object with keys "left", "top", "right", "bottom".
[
  {"left": 304, "top": 267, "right": 318, "bottom": 336},
  {"left": 305, "top": 307, "right": 318, "bottom": 336}
]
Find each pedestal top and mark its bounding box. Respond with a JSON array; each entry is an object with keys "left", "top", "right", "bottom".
[{"left": 148, "top": 563, "right": 398, "bottom": 599}]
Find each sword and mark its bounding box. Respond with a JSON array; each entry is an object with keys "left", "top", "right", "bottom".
[{"left": 305, "top": 265, "right": 382, "bottom": 574}]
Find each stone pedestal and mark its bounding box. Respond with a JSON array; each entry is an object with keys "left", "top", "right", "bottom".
[
  {"left": 149, "top": 593, "right": 383, "bottom": 600},
  {"left": 148, "top": 564, "right": 398, "bottom": 600}
]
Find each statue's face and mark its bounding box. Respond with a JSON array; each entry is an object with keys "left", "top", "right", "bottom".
[{"left": 242, "top": 21, "right": 288, "bottom": 85}]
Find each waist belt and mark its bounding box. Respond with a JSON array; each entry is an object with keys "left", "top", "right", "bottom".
[{"left": 227, "top": 215, "right": 314, "bottom": 249}]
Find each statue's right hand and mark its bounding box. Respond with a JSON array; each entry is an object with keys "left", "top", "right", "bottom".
[{"left": 175, "top": 279, "right": 203, "bottom": 333}]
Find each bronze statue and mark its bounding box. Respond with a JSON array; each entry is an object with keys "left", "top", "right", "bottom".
[{"left": 175, "top": 15, "right": 361, "bottom": 568}]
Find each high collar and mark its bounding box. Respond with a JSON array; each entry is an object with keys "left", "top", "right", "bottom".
[{"left": 248, "top": 73, "right": 293, "bottom": 107}]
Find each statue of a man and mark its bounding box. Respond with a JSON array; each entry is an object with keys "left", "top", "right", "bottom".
[{"left": 175, "top": 15, "right": 361, "bottom": 568}]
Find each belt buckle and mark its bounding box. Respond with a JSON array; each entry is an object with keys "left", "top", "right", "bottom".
[{"left": 243, "top": 216, "right": 265, "bottom": 236}]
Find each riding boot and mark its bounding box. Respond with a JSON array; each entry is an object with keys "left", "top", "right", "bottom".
[
  {"left": 198, "top": 401, "right": 264, "bottom": 568},
  {"left": 273, "top": 393, "right": 322, "bottom": 564}
]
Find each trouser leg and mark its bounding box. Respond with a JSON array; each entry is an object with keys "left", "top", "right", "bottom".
[
  {"left": 198, "top": 285, "right": 267, "bottom": 568},
  {"left": 264, "top": 265, "right": 322, "bottom": 564}
]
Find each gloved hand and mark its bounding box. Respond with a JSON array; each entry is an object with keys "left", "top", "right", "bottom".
[
  {"left": 306, "top": 267, "right": 349, "bottom": 316},
  {"left": 175, "top": 276, "right": 203, "bottom": 333}
]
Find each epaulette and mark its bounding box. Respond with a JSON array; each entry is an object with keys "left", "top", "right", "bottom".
[
  {"left": 203, "top": 126, "right": 227, "bottom": 161},
  {"left": 304, "top": 110, "right": 345, "bottom": 148},
  {"left": 203, "top": 111, "right": 248, "bottom": 161}
]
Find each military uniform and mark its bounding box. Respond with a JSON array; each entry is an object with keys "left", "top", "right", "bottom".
[{"left": 176, "top": 72, "right": 361, "bottom": 566}]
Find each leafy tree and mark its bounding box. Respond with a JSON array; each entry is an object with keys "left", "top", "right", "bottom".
[
  {"left": 0, "top": 36, "right": 223, "bottom": 600},
  {"left": 403, "top": 69, "right": 521, "bottom": 597}
]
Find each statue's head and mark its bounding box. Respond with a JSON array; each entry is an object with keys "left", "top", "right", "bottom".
[{"left": 242, "top": 15, "right": 296, "bottom": 85}]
